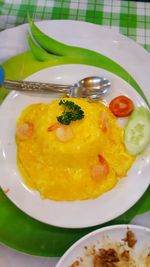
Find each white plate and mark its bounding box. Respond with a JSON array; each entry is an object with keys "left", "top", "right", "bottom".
[
  {"left": 0, "top": 21, "right": 150, "bottom": 229},
  {"left": 0, "top": 64, "right": 149, "bottom": 229},
  {"left": 56, "top": 224, "right": 150, "bottom": 267}
]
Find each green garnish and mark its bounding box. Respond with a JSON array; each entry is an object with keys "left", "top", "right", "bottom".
[
  {"left": 124, "top": 106, "right": 150, "bottom": 155},
  {"left": 57, "top": 100, "right": 84, "bottom": 125}
]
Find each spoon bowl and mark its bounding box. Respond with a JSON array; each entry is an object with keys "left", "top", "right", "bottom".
[{"left": 69, "top": 76, "right": 111, "bottom": 98}]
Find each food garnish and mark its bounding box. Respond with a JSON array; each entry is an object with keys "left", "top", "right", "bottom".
[
  {"left": 109, "top": 95, "right": 134, "bottom": 117},
  {"left": 124, "top": 106, "right": 150, "bottom": 155},
  {"left": 57, "top": 100, "right": 84, "bottom": 125}
]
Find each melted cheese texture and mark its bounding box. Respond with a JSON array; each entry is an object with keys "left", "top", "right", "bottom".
[{"left": 16, "top": 98, "right": 135, "bottom": 200}]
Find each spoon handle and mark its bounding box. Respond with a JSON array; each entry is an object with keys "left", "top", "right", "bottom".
[{"left": 3, "top": 80, "right": 70, "bottom": 93}]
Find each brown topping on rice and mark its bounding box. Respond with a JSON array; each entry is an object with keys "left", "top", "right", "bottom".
[
  {"left": 70, "top": 260, "right": 80, "bottom": 267},
  {"left": 93, "top": 248, "right": 119, "bottom": 267},
  {"left": 145, "top": 252, "right": 150, "bottom": 266},
  {"left": 120, "top": 250, "right": 130, "bottom": 261},
  {"left": 122, "top": 230, "right": 137, "bottom": 248}
]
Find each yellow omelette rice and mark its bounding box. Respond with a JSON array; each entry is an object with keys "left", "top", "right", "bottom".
[{"left": 16, "top": 98, "right": 135, "bottom": 201}]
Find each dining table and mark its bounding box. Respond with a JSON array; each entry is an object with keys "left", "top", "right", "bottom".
[{"left": 0, "top": 0, "right": 150, "bottom": 267}]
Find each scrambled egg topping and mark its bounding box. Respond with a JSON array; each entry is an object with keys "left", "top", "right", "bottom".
[{"left": 16, "top": 98, "right": 135, "bottom": 200}]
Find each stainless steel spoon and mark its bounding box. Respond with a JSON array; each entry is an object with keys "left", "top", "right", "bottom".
[{"left": 3, "top": 76, "right": 111, "bottom": 99}]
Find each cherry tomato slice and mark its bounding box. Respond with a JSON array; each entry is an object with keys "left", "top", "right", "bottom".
[{"left": 109, "top": 95, "right": 134, "bottom": 117}]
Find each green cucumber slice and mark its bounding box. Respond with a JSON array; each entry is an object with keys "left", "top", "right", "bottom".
[{"left": 124, "top": 107, "right": 150, "bottom": 155}]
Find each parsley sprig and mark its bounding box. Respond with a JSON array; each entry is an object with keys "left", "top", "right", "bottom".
[{"left": 57, "top": 100, "right": 84, "bottom": 125}]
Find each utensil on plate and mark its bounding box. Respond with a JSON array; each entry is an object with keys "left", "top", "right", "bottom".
[{"left": 2, "top": 76, "right": 111, "bottom": 99}]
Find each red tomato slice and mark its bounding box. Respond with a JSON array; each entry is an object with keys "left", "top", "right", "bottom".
[{"left": 109, "top": 95, "right": 134, "bottom": 117}]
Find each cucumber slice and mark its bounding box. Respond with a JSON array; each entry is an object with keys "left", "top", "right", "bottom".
[{"left": 124, "top": 107, "right": 150, "bottom": 155}]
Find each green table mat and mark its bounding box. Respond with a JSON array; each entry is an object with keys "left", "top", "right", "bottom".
[{"left": 0, "top": 188, "right": 149, "bottom": 257}]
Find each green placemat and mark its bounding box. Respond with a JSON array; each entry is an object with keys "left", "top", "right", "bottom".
[
  {"left": 0, "top": 19, "right": 150, "bottom": 257},
  {"left": 0, "top": 187, "right": 149, "bottom": 257}
]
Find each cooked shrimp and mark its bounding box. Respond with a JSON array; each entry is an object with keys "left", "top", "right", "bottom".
[
  {"left": 47, "top": 122, "right": 60, "bottom": 131},
  {"left": 56, "top": 125, "right": 74, "bottom": 142},
  {"left": 91, "top": 155, "right": 109, "bottom": 182},
  {"left": 16, "top": 122, "right": 34, "bottom": 141},
  {"left": 101, "top": 111, "right": 109, "bottom": 133}
]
